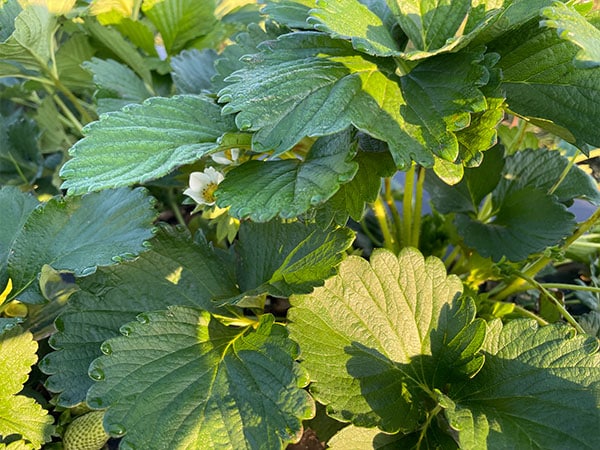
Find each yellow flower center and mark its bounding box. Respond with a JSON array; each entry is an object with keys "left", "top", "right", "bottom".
[{"left": 202, "top": 183, "right": 219, "bottom": 203}]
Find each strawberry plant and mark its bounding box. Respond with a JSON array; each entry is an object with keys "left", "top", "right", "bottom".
[{"left": 1, "top": 0, "right": 600, "bottom": 449}]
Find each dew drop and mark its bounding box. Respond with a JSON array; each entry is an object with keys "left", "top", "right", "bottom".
[
  {"left": 136, "top": 313, "right": 150, "bottom": 324},
  {"left": 79, "top": 266, "right": 96, "bottom": 276},
  {"left": 87, "top": 397, "right": 104, "bottom": 408},
  {"left": 89, "top": 367, "right": 105, "bottom": 381},
  {"left": 119, "top": 324, "right": 133, "bottom": 336},
  {"left": 107, "top": 423, "right": 127, "bottom": 438},
  {"left": 100, "top": 342, "right": 112, "bottom": 355},
  {"left": 238, "top": 119, "right": 252, "bottom": 130}
]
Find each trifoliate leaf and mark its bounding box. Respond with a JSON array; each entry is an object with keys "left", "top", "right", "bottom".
[
  {"left": 41, "top": 226, "right": 239, "bottom": 407},
  {"left": 86, "top": 309, "right": 314, "bottom": 449},
  {"left": 491, "top": 21, "right": 600, "bottom": 148},
  {"left": 60, "top": 95, "right": 236, "bottom": 194},
  {"left": 261, "top": 0, "right": 315, "bottom": 29},
  {"left": 219, "top": 32, "right": 489, "bottom": 168},
  {"left": 7, "top": 188, "right": 156, "bottom": 303},
  {"left": 142, "top": 0, "right": 217, "bottom": 54},
  {"left": 229, "top": 220, "right": 355, "bottom": 304},
  {"left": 541, "top": 2, "right": 600, "bottom": 68},
  {"left": 456, "top": 187, "right": 576, "bottom": 262},
  {"left": 0, "top": 187, "right": 38, "bottom": 292},
  {"left": 0, "top": 326, "right": 54, "bottom": 449},
  {"left": 216, "top": 131, "right": 359, "bottom": 221},
  {"left": 309, "top": 0, "right": 401, "bottom": 56},
  {"left": 171, "top": 49, "right": 218, "bottom": 94},
  {"left": 0, "top": 3, "right": 54, "bottom": 72},
  {"left": 495, "top": 149, "right": 600, "bottom": 206},
  {"left": 83, "top": 57, "right": 152, "bottom": 114},
  {"left": 288, "top": 248, "right": 485, "bottom": 433},
  {"left": 445, "top": 320, "right": 600, "bottom": 449}
]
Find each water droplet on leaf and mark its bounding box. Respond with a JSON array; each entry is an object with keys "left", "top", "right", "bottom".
[
  {"left": 136, "top": 313, "right": 150, "bottom": 324},
  {"left": 107, "top": 423, "right": 127, "bottom": 438},
  {"left": 100, "top": 342, "right": 112, "bottom": 355},
  {"left": 119, "top": 325, "right": 133, "bottom": 336},
  {"left": 89, "top": 367, "right": 105, "bottom": 381}
]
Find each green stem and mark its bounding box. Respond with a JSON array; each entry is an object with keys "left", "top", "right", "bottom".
[
  {"left": 549, "top": 150, "right": 579, "bottom": 196},
  {"left": 360, "top": 218, "right": 383, "bottom": 248},
  {"left": 493, "top": 206, "right": 600, "bottom": 300},
  {"left": 443, "top": 245, "right": 461, "bottom": 270},
  {"left": 168, "top": 189, "right": 187, "bottom": 228},
  {"left": 506, "top": 118, "right": 528, "bottom": 155},
  {"left": 518, "top": 273, "right": 586, "bottom": 333},
  {"left": 373, "top": 195, "right": 397, "bottom": 252},
  {"left": 384, "top": 177, "right": 403, "bottom": 248},
  {"left": 50, "top": 92, "right": 84, "bottom": 135},
  {"left": 132, "top": 0, "right": 143, "bottom": 19},
  {"left": 403, "top": 163, "right": 416, "bottom": 247},
  {"left": 511, "top": 303, "right": 550, "bottom": 326},
  {"left": 541, "top": 283, "right": 600, "bottom": 294},
  {"left": 417, "top": 404, "right": 442, "bottom": 450},
  {"left": 411, "top": 165, "right": 425, "bottom": 247}
]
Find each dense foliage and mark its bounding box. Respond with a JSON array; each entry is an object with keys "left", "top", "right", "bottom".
[{"left": 1, "top": 0, "right": 600, "bottom": 449}]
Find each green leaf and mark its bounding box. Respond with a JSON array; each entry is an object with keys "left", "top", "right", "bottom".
[
  {"left": 0, "top": 3, "right": 55, "bottom": 72},
  {"left": 34, "top": 98, "right": 69, "bottom": 153},
  {"left": 7, "top": 188, "right": 156, "bottom": 303},
  {"left": 385, "top": 0, "right": 470, "bottom": 53},
  {"left": 229, "top": 220, "right": 354, "bottom": 303},
  {"left": 309, "top": 0, "right": 401, "bottom": 56},
  {"left": 495, "top": 149, "right": 600, "bottom": 206},
  {"left": 0, "top": 187, "right": 38, "bottom": 291},
  {"left": 55, "top": 33, "right": 95, "bottom": 92},
  {"left": 0, "top": 326, "right": 54, "bottom": 448},
  {"left": 216, "top": 131, "right": 358, "bottom": 221},
  {"left": 60, "top": 95, "right": 235, "bottom": 194},
  {"left": 219, "top": 32, "right": 489, "bottom": 167},
  {"left": 328, "top": 426, "right": 404, "bottom": 450},
  {"left": 0, "top": 109, "right": 43, "bottom": 186},
  {"left": 456, "top": 187, "right": 576, "bottom": 262},
  {"left": 446, "top": 320, "right": 600, "bottom": 449},
  {"left": 491, "top": 21, "right": 600, "bottom": 148},
  {"left": 83, "top": 57, "right": 153, "bottom": 114},
  {"left": 171, "top": 49, "right": 217, "bottom": 94},
  {"left": 84, "top": 18, "right": 152, "bottom": 85},
  {"left": 142, "top": 0, "right": 218, "bottom": 54},
  {"left": 212, "top": 21, "right": 285, "bottom": 92},
  {"left": 541, "top": 2, "right": 600, "bottom": 69},
  {"left": 86, "top": 309, "right": 314, "bottom": 449},
  {"left": 261, "top": 0, "right": 315, "bottom": 29},
  {"left": 41, "top": 226, "right": 240, "bottom": 407},
  {"left": 288, "top": 248, "right": 485, "bottom": 433},
  {"left": 327, "top": 145, "right": 396, "bottom": 221}
]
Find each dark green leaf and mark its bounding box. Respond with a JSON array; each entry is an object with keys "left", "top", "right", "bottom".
[
  {"left": 328, "top": 147, "right": 396, "bottom": 221},
  {"left": 55, "top": 33, "right": 95, "bottom": 92},
  {"left": 86, "top": 310, "right": 313, "bottom": 449},
  {"left": 83, "top": 57, "right": 152, "bottom": 114},
  {"left": 491, "top": 21, "right": 600, "bottom": 148},
  {"left": 60, "top": 95, "right": 236, "bottom": 194},
  {"left": 219, "top": 33, "right": 488, "bottom": 167},
  {"left": 0, "top": 187, "right": 38, "bottom": 292},
  {"left": 41, "top": 227, "right": 240, "bottom": 407},
  {"left": 261, "top": 0, "right": 314, "bottom": 29},
  {"left": 541, "top": 2, "right": 600, "bottom": 68},
  {"left": 446, "top": 320, "right": 600, "bottom": 449},
  {"left": 455, "top": 187, "right": 576, "bottom": 262},
  {"left": 288, "top": 248, "right": 484, "bottom": 433},
  {"left": 230, "top": 220, "right": 354, "bottom": 303},
  {"left": 171, "top": 49, "right": 217, "bottom": 94},
  {"left": 8, "top": 188, "right": 156, "bottom": 303},
  {"left": 216, "top": 131, "right": 359, "bottom": 221},
  {"left": 0, "top": 109, "right": 43, "bottom": 186},
  {"left": 495, "top": 149, "right": 600, "bottom": 206}
]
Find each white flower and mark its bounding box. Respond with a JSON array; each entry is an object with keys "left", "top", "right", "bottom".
[
  {"left": 210, "top": 148, "right": 240, "bottom": 165},
  {"left": 183, "top": 167, "right": 224, "bottom": 206}
]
